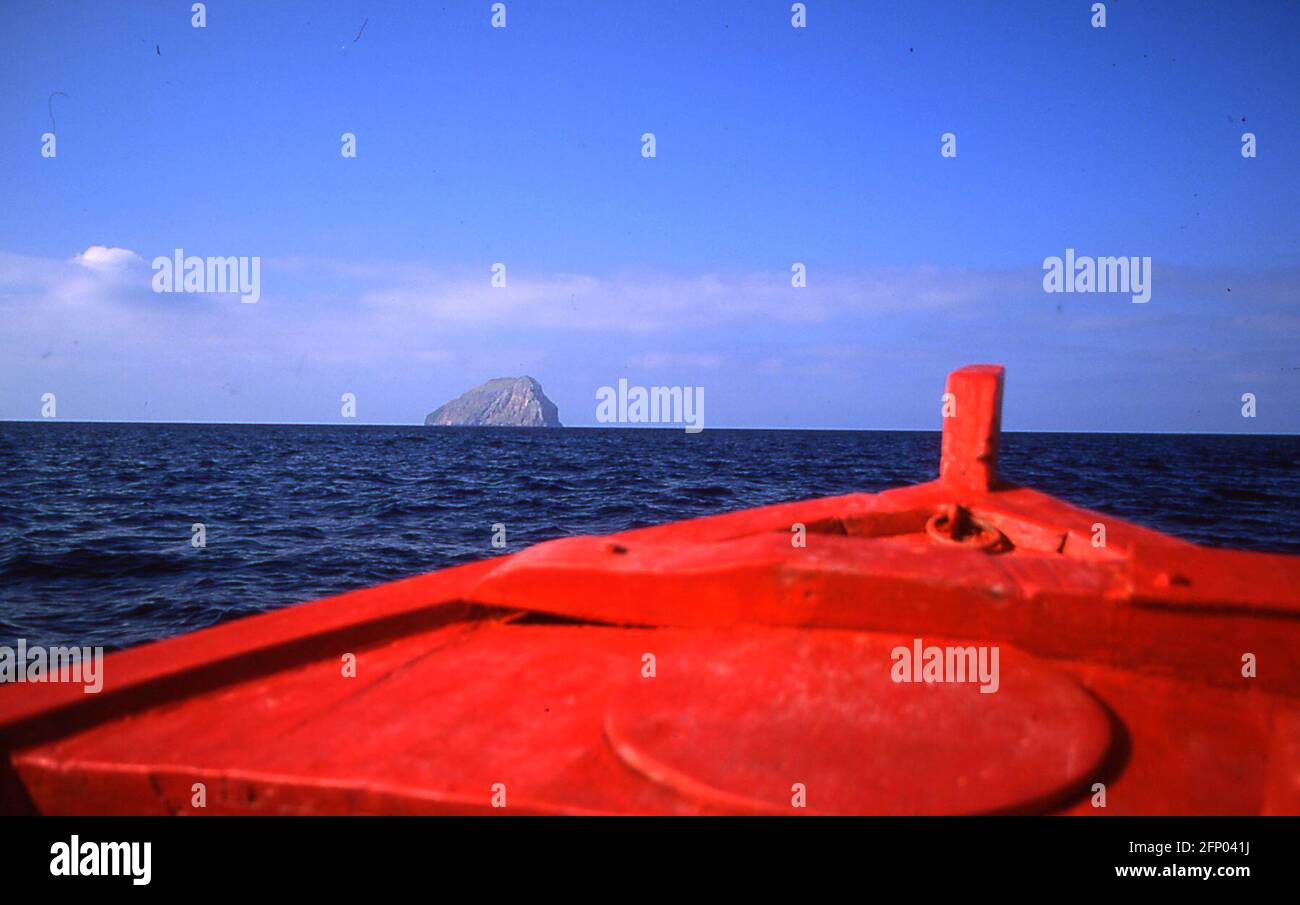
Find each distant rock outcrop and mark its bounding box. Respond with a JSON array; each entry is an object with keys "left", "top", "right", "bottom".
[{"left": 424, "top": 377, "right": 562, "bottom": 428}]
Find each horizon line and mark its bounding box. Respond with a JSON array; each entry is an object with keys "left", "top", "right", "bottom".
[{"left": 1, "top": 419, "right": 1295, "bottom": 438}]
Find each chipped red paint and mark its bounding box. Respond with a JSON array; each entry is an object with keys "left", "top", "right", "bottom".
[{"left": 2, "top": 365, "right": 1298, "bottom": 815}]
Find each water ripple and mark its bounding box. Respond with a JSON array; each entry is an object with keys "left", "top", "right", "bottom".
[{"left": 0, "top": 423, "right": 1296, "bottom": 650}]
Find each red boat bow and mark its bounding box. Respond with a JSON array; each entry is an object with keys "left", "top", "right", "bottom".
[{"left": 3, "top": 365, "right": 1298, "bottom": 815}]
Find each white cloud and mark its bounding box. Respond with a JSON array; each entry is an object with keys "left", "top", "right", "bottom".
[
  {"left": 73, "top": 245, "right": 141, "bottom": 271},
  {"left": 2, "top": 247, "right": 1297, "bottom": 426},
  {"left": 626, "top": 351, "right": 724, "bottom": 369},
  {"left": 3, "top": 247, "right": 1297, "bottom": 379},
  {"left": 350, "top": 265, "right": 1024, "bottom": 334}
]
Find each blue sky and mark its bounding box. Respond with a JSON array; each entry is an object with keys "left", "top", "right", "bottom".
[{"left": 1, "top": 0, "right": 1296, "bottom": 430}]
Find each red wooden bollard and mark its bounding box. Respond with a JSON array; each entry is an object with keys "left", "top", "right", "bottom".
[{"left": 939, "top": 364, "right": 1005, "bottom": 492}]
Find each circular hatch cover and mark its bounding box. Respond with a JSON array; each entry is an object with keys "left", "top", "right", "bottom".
[{"left": 604, "top": 631, "right": 1112, "bottom": 815}]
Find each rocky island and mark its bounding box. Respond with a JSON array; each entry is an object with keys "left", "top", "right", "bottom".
[{"left": 424, "top": 376, "right": 562, "bottom": 428}]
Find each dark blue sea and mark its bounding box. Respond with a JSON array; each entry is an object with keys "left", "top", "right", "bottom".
[{"left": 1, "top": 424, "right": 1297, "bottom": 651}]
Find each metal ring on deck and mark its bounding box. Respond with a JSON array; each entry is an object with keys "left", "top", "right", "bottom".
[{"left": 925, "top": 504, "right": 1007, "bottom": 553}]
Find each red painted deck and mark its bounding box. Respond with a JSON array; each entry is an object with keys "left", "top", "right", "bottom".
[{"left": 3, "top": 365, "right": 1298, "bottom": 815}]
